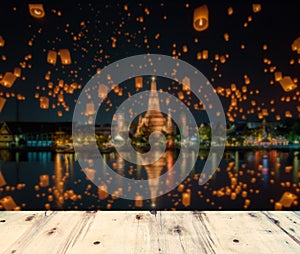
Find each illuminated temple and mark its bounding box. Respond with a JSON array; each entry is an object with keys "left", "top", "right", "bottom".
[{"left": 135, "top": 78, "right": 174, "bottom": 137}]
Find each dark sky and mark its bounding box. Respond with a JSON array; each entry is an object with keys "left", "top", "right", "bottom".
[{"left": 0, "top": 0, "right": 299, "bottom": 123}]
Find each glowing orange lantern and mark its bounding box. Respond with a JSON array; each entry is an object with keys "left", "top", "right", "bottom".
[
  {"left": 193, "top": 5, "right": 209, "bottom": 31},
  {"left": 59, "top": 49, "right": 72, "bottom": 65},
  {"left": 202, "top": 50, "right": 208, "bottom": 59},
  {"left": 40, "top": 96, "right": 49, "bottom": 109},
  {"left": 0, "top": 171, "right": 6, "bottom": 187},
  {"left": 86, "top": 102, "right": 95, "bottom": 115},
  {"left": 135, "top": 194, "right": 143, "bottom": 207},
  {"left": 39, "top": 175, "right": 49, "bottom": 187},
  {"left": 135, "top": 77, "right": 143, "bottom": 89},
  {"left": 0, "top": 72, "right": 17, "bottom": 88},
  {"left": 0, "top": 36, "right": 5, "bottom": 47},
  {"left": 47, "top": 50, "right": 57, "bottom": 65},
  {"left": 252, "top": 3, "right": 261, "bottom": 13},
  {"left": 279, "top": 76, "right": 297, "bottom": 92},
  {"left": 274, "top": 71, "right": 282, "bottom": 82},
  {"left": 0, "top": 97, "right": 6, "bottom": 112},
  {"left": 28, "top": 4, "right": 45, "bottom": 18},
  {"left": 13, "top": 67, "right": 21, "bottom": 78},
  {"left": 0, "top": 196, "right": 17, "bottom": 210}
]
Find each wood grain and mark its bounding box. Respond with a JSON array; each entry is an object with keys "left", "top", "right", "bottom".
[{"left": 0, "top": 211, "right": 300, "bottom": 253}]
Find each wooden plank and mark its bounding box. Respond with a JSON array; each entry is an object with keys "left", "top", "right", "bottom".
[
  {"left": 262, "top": 211, "right": 300, "bottom": 243},
  {"left": 0, "top": 211, "right": 47, "bottom": 253},
  {"left": 1, "top": 211, "right": 300, "bottom": 253},
  {"left": 2, "top": 212, "right": 97, "bottom": 254},
  {"left": 199, "top": 211, "right": 300, "bottom": 254}
]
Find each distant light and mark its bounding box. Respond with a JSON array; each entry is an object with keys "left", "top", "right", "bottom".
[{"left": 151, "top": 76, "right": 156, "bottom": 81}]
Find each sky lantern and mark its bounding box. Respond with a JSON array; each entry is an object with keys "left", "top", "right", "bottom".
[
  {"left": 0, "top": 35, "right": 5, "bottom": 47},
  {"left": 291, "top": 37, "right": 300, "bottom": 53},
  {"left": 39, "top": 175, "right": 49, "bottom": 187},
  {"left": 279, "top": 76, "right": 298, "bottom": 92},
  {"left": 135, "top": 194, "right": 143, "bottom": 207},
  {"left": 224, "top": 33, "right": 230, "bottom": 41},
  {"left": 135, "top": 76, "right": 143, "bottom": 89},
  {"left": 86, "top": 102, "right": 95, "bottom": 115},
  {"left": 28, "top": 4, "right": 45, "bottom": 19},
  {"left": 59, "top": 49, "right": 72, "bottom": 65},
  {"left": 47, "top": 50, "right": 57, "bottom": 65},
  {"left": 98, "top": 185, "right": 109, "bottom": 200},
  {"left": 182, "top": 192, "right": 191, "bottom": 207},
  {"left": 252, "top": 3, "right": 262, "bottom": 13},
  {"left": 13, "top": 67, "right": 21, "bottom": 78},
  {"left": 0, "top": 97, "right": 6, "bottom": 112},
  {"left": 227, "top": 7, "right": 233, "bottom": 15},
  {"left": 182, "top": 76, "right": 190, "bottom": 91},
  {"left": 39, "top": 96, "right": 49, "bottom": 109},
  {"left": 0, "top": 196, "right": 17, "bottom": 210},
  {"left": 193, "top": 5, "right": 209, "bottom": 32},
  {"left": 202, "top": 50, "right": 208, "bottom": 59},
  {"left": 274, "top": 71, "right": 282, "bottom": 81},
  {"left": 0, "top": 72, "right": 17, "bottom": 88}
]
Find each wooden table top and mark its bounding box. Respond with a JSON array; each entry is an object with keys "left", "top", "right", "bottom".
[{"left": 0, "top": 211, "right": 300, "bottom": 253}]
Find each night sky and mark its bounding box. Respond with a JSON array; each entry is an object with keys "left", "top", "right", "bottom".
[{"left": 0, "top": 0, "right": 299, "bottom": 123}]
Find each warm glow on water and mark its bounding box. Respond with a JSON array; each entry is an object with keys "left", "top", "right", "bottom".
[{"left": 0, "top": 149, "right": 299, "bottom": 210}]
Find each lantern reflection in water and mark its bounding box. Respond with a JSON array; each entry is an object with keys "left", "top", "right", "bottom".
[{"left": 193, "top": 5, "right": 209, "bottom": 32}]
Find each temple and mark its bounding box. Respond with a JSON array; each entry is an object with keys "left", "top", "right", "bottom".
[{"left": 135, "top": 77, "right": 174, "bottom": 137}]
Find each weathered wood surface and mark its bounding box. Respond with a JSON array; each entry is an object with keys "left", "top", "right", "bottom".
[{"left": 0, "top": 211, "right": 300, "bottom": 253}]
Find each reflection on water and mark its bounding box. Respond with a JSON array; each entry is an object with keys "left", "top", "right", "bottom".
[{"left": 0, "top": 149, "right": 299, "bottom": 210}]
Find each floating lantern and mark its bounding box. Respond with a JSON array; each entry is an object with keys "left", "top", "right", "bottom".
[
  {"left": 193, "top": 5, "right": 209, "bottom": 32},
  {"left": 252, "top": 3, "right": 261, "bottom": 13},
  {"left": 40, "top": 96, "right": 49, "bottom": 109},
  {"left": 227, "top": 7, "right": 233, "bottom": 15},
  {"left": 182, "top": 45, "right": 188, "bottom": 53},
  {"left": 196, "top": 52, "right": 202, "bottom": 60},
  {"left": 274, "top": 202, "right": 282, "bottom": 210},
  {"left": 135, "top": 77, "right": 143, "bottom": 89},
  {"left": 0, "top": 196, "right": 17, "bottom": 210},
  {"left": 279, "top": 76, "right": 297, "bottom": 92},
  {"left": 57, "top": 111, "right": 63, "bottom": 117},
  {"left": 177, "top": 184, "right": 184, "bottom": 192},
  {"left": 274, "top": 71, "right": 282, "bottom": 82},
  {"left": 28, "top": 4, "right": 45, "bottom": 18},
  {"left": 182, "top": 192, "right": 191, "bottom": 207},
  {"left": 0, "top": 172, "right": 6, "bottom": 187},
  {"left": 59, "top": 49, "right": 72, "bottom": 65},
  {"left": 47, "top": 50, "right": 57, "bottom": 65},
  {"left": 291, "top": 37, "right": 300, "bottom": 53},
  {"left": 39, "top": 175, "right": 49, "bottom": 187},
  {"left": 202, "top": 50, "right": 208, "bottom": 59},
  {"left": 135, "top": 194, "right": 143, "bottom": 207},
  {"left": 224, "top": 33, "right": 230, "bottom": 41},
  {"left": 97, "top": 84, "right": 108, "bottom": 99},
  {"left": 182, "top": 76, "right": 190, "bottom": 91},
  {"left": 0, "top": 35, "right": 4, "bottom": 47},
  {"left": 86, "top": 102, "right": 95, "bottom": 115},
  {"left": 0, "top": 97, "right": 6, "bottom": 112},
  {"left": 13, "top": 67, "right": 21, "bottom": 78},
  {"left": 98, "top": 184, "right": 109, "bottom": 200},
  {"left": 84, "top": 168, "right": 96, "bottom": 181},
  {"left": 0, "top": 72, "right": 17, "bottom": 88}
]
